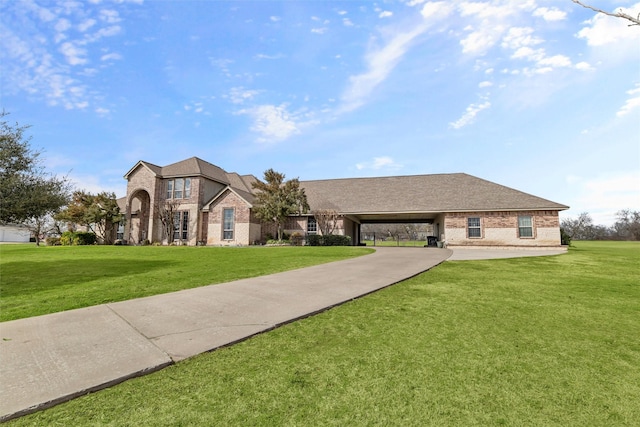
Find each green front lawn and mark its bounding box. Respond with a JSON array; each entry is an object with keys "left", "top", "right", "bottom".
[
  {"left": 7, "top": 241, "right": 639, "bottom": 426},
  {"left": 0, "top": 245, "right": 373, "bottom": 322}
]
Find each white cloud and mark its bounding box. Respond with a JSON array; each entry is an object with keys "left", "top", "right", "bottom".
[
  {"left": 100, "top": 10, "right": 121, "bottom": 24},
  {"left": 461, "top": 29, "right": 501, "bottom": 55},
  {"left": 270, "top": 16, "right": 280, "bottom": 22},
  {"left": 617, "top": 83, "right": 640, "bottom": 117},
  {"left": 576, "top": 2, "right": 640, "bottom": 46},
  {"left": 421, "top": 2, "right": 453, "bottom": 20},
  {"left": 449, "top": 99, "right": 491, "bottom": 129},
  {"left": 501, "top": 27, "right": 542, "bottom": 50},
  {"left": 60, "top": 42, "right": 87, "bottom": 65},
  {"left": 458, "top": 1, "right": 515, "bottom": 19},
  {"left": 538, "top": 54, "right": 572, "bottom": 68},
  {"left": 339, "top": 23, "right": 429, "bottom": 112},
  {"left": 55, "top": 18, "right": 72, "bottom": 33},
  {"left": 575, "top": 61, "right": 593, "bottom": 71},
  {"left": 78, "top": 19, "right": 97, "bottom": 32},
  {"left": 238, "top": 104, "right": 301, "bottom": 143},
  {"left": 0, "top": 0, "right": 141, "bottom": 113},
  {"left": 379, "top": 11, "right": 393, "bottom": 18},
  {"left": 533, "top": 7, "right": 567, "bottom": 22},
  {"left": 254, "top": 53, "right": 285, "bottom": 60},
  {"left": 86, "top": 25, "right": 122, "bottom": 42},
  {"left": 356, "top": 156, "right": 403, "bottom": 171},
  {"left": 478, "top": 80, "right": 492, "bottom": 88},
  {"left": 100, "top": 52, "right": 122, "bottom": 61},
  {"left": 228, "top": 87, "right": 261, "bottom": 104},
  {"left": 343, "top": 18, "right": 354, "bottom": 27},
  {"left": 311, "top": 28, "right": 328, "bottom": 34}
]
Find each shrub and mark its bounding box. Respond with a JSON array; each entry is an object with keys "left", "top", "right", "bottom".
[
  {"left": 46, "top": 237, "right": 61, "bottom": 246},
  {"left": 75, "top": 232, "right": 97, "bottom": 245},
  {"left": 290, "top": 232, "right": 304, "bottom": 246},
  {"left": 560, "top": 228, "right": 572, "bottom": 246},
  {"left": 113, "top": 239, "right": 124, "bottom": 246},
  {"left": 306, "top": 234, "right": 351, "bottom": 246},
  {"left": 266, "top": 239, "right": 290, "bottom": 246},
  {"left": 60, "top": 231, "right": 97, "bottom": 246}
]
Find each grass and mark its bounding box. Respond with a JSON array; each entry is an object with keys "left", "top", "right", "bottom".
[
  {"left": 6, "top": 241, "right": 640, "bottom": 426},
  {"left": 0, "top": 245, "right": 373, "bottom": 322}
]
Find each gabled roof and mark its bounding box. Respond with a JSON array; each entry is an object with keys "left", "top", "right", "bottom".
[
  {"left": 300, "top": 173, "right": 569, "bottom": 214},
  {"left": 203, "top": 186, "right": 254, "bottom": 211},
  {"left": 160, "top": 157, "right": 230, "bottom": 184},
  {"left": 123, "top": 160, "right": 162, "bottom": 179}
]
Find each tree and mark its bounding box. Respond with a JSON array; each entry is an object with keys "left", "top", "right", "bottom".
[
  {"left": 312, "top": 204, "right": 341, "bottom": 236},
  {"left": 612, "top": 209, "right": 640, "bottom": 240},
  {"left": 571, "top": 0, "right": 640, "bottom": 26},
  {"left": 56, "top": 191, "right": 123, "bottom": 244},
  {"left": 23, "top": 214, "right": 60, "bottom": 246},
  {"left": 1, "top": 113, "right": 71, "bottom": 226},
  {"left": 252, "top": 169, "right": 309, "bottom": 241},
  {"left": 561, "top": 212, "right": 595, "bottom": 240},
  {"left": 155, "top": 198, "right": 182, "bottom": 244}
]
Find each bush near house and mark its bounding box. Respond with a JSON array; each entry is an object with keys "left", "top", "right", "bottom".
[
  {"left": 45, "top": 237, "right": 61, "bottom": 246},
  {"left": 60, "top": 231, "right": 97, "bottom": 246},
  {"left": 307, "top": 234, "right": 351, "bottom": 246}
]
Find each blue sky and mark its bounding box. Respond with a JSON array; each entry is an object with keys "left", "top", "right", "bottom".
[{"left": 1, "top": 0, "right": 639, "bottom": 225}]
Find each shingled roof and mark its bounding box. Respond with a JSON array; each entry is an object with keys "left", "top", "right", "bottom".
[
  {"left": 160, "top": 157, "right": 230, "bottom": 184},
  {"left": 300, "top": 173, "right": 568, "bottom": 215}
]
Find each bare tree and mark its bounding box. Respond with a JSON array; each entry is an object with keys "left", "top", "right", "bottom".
[
  {"left": 312, "top": 208, "right": 341, "bottom": 235},
  {"left": 561, "top": 212, "right": 595, "bottom": 240},
  {"left": 155, "top": 199, "right": 181, "bottom": 244},
  {"left": 571, "top": 0, "right": 640, "bottom": 26},
  {"left": 613, "top": 209, "right": 640, "bottom": 240}
]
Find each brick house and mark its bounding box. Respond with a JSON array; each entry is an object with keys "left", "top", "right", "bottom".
[{"left": 122, "top": 157, "right": 568, "bottom": 248}]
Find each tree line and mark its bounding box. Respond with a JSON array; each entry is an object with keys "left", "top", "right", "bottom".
[{"left": 561, "top": 211, "right": 640, "bottom": 242}]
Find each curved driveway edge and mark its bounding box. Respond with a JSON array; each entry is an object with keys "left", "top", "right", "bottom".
[{"left": 0, "top": 247, "right": 451, "bottom": 421}]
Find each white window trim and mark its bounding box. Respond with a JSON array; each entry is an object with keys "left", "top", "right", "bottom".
[
  {"left": 467, "top": 217, "right": 482, "bottom": 239},
  {"left": 518, "top": 215, "right": 534, "bottom": 239},
  {"left": 223, "top": 208, "right": 235, "bottom": 240},
  {"left": 166, "top": 178, "right": 192, "bottom": 200}
]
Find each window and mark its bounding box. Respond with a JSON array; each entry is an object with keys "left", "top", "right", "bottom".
[
  {"left": 166, "top": 180, "right": 173, "bottom": 199},
  {"left": 166, "top": 178, "right": 191, "bottom": 199},
  {"left": 518, "top": 215, "right": 533, "bottom": 238},
  {"left": 307, "top": 217, "right": 317, "bottom": 234},
  {"left": 116, "top": 221, "right": 125, "bottom": 240},
  {"left": 468, "top": 217, "right": 481, "bottom": 238},
  {"left": 223, "top": 208, "right": 234, "bottom": 240},
  {"left": 174, "top": 179, "right": 183, "bottom": 199},
  {"left": 184, "top": 178, "right": 191, "bottom": 198},
  {"left": 173, "top": 211, "right": 189, "bottom": 241},
  {"left": 181, "top": 211, "right": 189, "bottom": 240}
]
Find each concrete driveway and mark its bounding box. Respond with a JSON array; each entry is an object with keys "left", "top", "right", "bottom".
[{"left": 1, "top": 247, "right": 450, "bottom": 421}]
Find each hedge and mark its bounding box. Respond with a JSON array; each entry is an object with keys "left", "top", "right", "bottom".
[
  {"left": 60, "top": 231, "right": 97, "bottom": 246},
  {"left": 306, "top": 234, "right": 352, "bottom": 246}
]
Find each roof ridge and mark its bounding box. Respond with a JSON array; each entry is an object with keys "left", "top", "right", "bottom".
[{"left": 300, "top": 172, "right": 466, "bottom": 184}]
